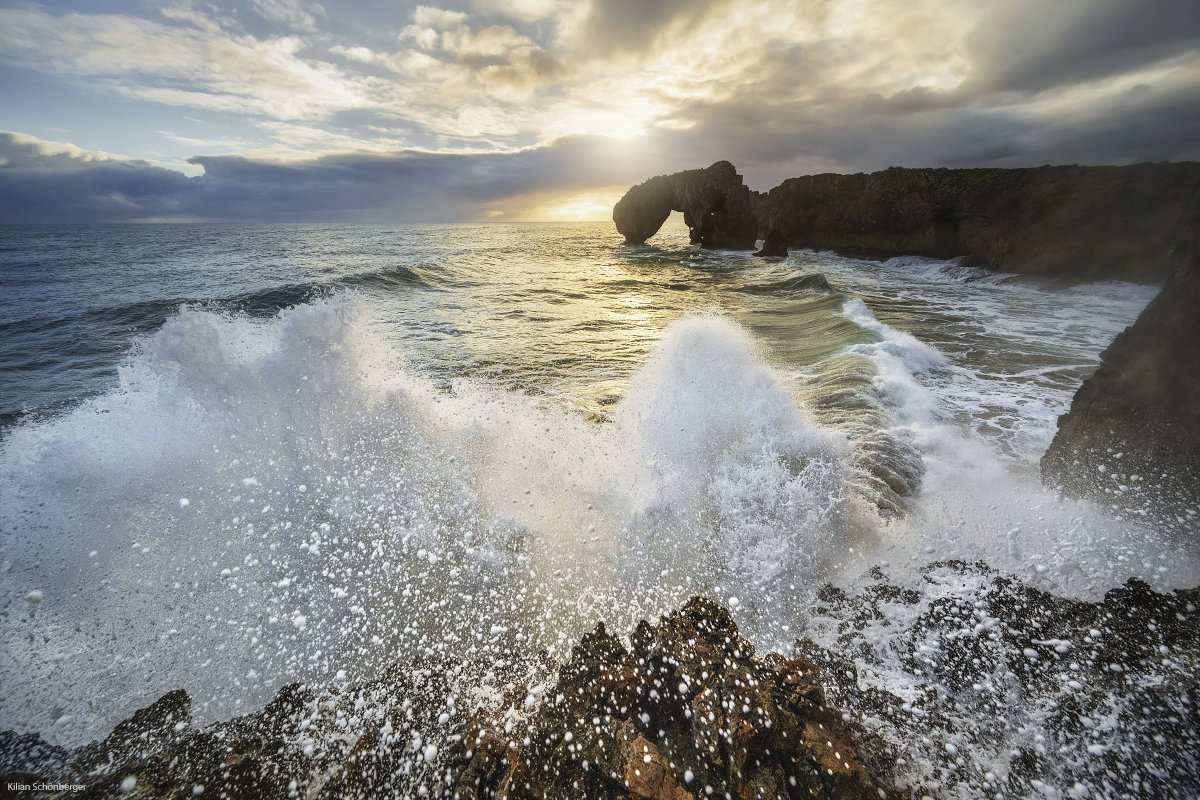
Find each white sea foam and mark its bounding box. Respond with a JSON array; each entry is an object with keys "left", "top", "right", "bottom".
[
  {"left": 877, "top": 254, "right": 1016, "bottom": 285},
  {"left": 1, "top": 289, "right": 1195, "bottom": 800},
  {"left": 0, "top": 300, "right": 853, "bottom": 744},
  {"left": 833, "top": 297, "right": 1200, "bottom": 597}
]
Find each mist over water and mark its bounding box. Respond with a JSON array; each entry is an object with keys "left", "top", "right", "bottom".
[{"left": 1, "top": 221, "right": 1196, "bottom": 793}]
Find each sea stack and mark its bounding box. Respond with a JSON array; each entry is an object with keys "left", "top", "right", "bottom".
[{"left": 612, "top": 161, "right": 759, "bottom": 249}]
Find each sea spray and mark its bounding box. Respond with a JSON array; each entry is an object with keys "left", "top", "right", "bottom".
[
  {"left": 0, "top": 300, "right": 860, "bottom": 745},
  {"left": 833, "top": 298, "right": 1200, "bottom": 596}
]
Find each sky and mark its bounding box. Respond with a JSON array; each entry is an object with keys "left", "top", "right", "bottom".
[{"left": 1, "top": 0, "right": 1198, "bottom": 222}]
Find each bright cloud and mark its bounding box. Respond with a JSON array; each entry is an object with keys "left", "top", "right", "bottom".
[{"left": 0, "top": 0, "right": 1198, "bottom": 221}]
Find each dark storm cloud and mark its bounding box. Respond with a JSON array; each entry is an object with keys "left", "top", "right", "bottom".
[
  {"left": 0, "top": 132, "right": 658, "bottom": 223},
  {"left": 628, "top": 0, "right": 1200, "bottom": 186},
  {"left": 964, "top": 0, "right": 1200, "bottom": 95},
  {"left": 660, "top": 73, "right": 1200, "bottom": 189},
  {"left": 573, "top": 0, "right": 737, "bottom": 54}
]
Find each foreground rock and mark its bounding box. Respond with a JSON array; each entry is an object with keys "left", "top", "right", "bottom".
[
  {"left": 0, "top": 599, "right": 895, "bottom": 799},
  {"left": 4, "top": 567, "right": 1199, "bottom": 799},
  {"left": 458, "top": 597, "right": 894, "bottom": 799},
  {"left": 1042, "top": 250, "right": 1200, "bottom": 528},
  {"left": 800, "top": 561, "right": 1200, "bottom": 799},
  {"left": 613, "top": 161, "right": 758, "bottom": 249}
]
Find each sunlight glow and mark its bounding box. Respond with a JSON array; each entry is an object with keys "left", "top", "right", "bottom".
[{"left": 502, "top": 188, "right": 628, "bottom": 221}]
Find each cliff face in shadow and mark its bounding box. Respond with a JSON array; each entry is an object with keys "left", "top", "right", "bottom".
[
  {"left": 616, "top": 161, "right": 1200, "bottom": 283},
  {"left": 612, "top": 161, "right": 758, "bottom": 249},
  {"left": 754, "top": 163, "right": 1200, "bottom": 282},
  {"left": 1041, "top": 250, "right": 1200, "bottom": 526}
]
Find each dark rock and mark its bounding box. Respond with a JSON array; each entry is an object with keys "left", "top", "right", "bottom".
[
  {"left": 457, "top": 596, "right": 896, "bottom": 799},
  {"left": 613, "top": 161, "right": 758, "bottom": 249},
  {"left": 616, "top": 160, "right": 1200, "bottom": 281},
  {"left": 1042, "top": 246, "right": 1200, "bottom": 528},
  {"left": 0, "top": 600, "right": 895, "bottom": 800},
  {"left": 756, "top": 162, "right": 1200, "bottom": 282},
  {"left": 752, "top": 228, "right": 788, "bottom": 257},
  {"left": 799, "top": 561, "right": 1200, "bottom": 799},
  {"left": 5, "top": 572, "right": 1200, "bottom": 798}
]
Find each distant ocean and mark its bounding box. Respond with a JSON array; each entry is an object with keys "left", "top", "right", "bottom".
[{"left": 1, "top": 221, "right": 1194, "bottom": 779}]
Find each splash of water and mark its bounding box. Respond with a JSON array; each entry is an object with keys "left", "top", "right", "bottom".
[{"left": 0, "top": 299, "right": 853, "bottom": 744}]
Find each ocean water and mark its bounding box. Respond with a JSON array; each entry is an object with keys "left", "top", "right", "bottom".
[{"left": 1, "top": 221, "right": 1196, "bottom": 791}]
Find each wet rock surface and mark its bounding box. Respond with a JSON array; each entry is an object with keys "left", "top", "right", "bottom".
[
  {"left": 1042, "top": 250, "right": 1200, "bottom": 530},
  {"left": 5, "top": 568, "right": 1199, "bottom": 799},
  {"left": 457, "top": 597, "right": 894, "bottom": 800},
  {"left": 800, "top": 561, "right": 1200, "bottom": 799},
  {"left": 613, "top": 162, "right": 759, "bottom": 249},
  {"left": 0, "top": 598, "right": 895, "bottom": 799}
]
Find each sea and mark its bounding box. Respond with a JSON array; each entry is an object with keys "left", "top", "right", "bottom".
[{"left": 1, "top": 220, "right": 1196, "bottom": 794}]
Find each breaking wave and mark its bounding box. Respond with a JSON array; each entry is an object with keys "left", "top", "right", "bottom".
[{"left": 0, "top": 298, "right": 855, "bottom": 744}]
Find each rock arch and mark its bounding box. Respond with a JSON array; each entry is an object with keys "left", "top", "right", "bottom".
[{"left": 612, "top": 161, "right": 759, "bottom": 249}]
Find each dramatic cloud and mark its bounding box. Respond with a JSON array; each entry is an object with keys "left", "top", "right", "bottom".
[
  {"left": 0, "top": 0, "right": 1198, "bottom": 221},
  {"left": 0, "top": 130, "right": 660, "bottom": 222}
]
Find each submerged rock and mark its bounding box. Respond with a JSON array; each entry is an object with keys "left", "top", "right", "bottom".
[
  {"left": 1042, "top": 246, "right": 1200, "bottom": 529},
  {"left": 613, "top": 161, "right": 758, "bottom": 249}
]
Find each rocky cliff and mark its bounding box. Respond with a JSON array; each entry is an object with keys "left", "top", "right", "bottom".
[
  {"left": 1041, "top": 248, "right": 1200, "bottom": 527},
  {"left": 612, "top": 161, "right": 758, "bottom": 249},
  {"left": 616, "top": 161, "right": 1200, "bottom": 283},
  {"left": 755, "top": 163, "right": 1200, "bottom": 281}
]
